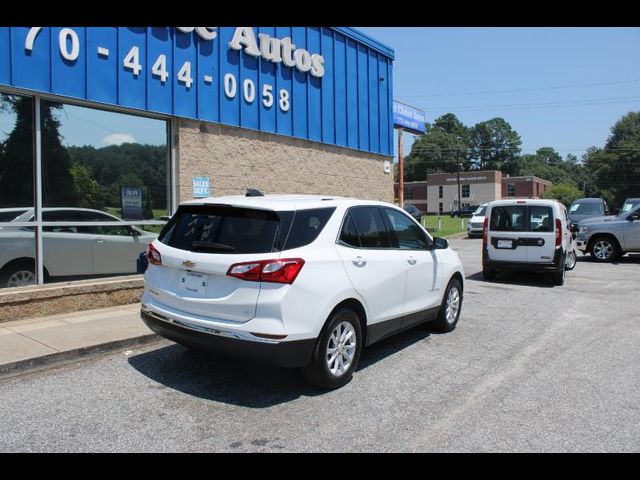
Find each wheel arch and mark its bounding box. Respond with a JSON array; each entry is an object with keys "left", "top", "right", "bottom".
[
  {"left": 325, "top": 298, "right": 368, "bottom": 346},
  {"left": 587, "top": 232, "right": 622, "bottom": 255}
]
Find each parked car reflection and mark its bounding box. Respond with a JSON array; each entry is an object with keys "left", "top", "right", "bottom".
[{"left": 0, "top": 208, "right": 157, "bottom": 288}]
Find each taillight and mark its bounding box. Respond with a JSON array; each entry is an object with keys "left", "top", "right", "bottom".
[
  {"left": 555, "top": 218, "right": 562, "bottom": 247},
  {"left": 227, "top": 258, "right": 305, "bottom": 284},
  {"left": 482, "top": 217, "right": 489, "bottom": 246},
  {"left": 147, "top": 243, "right": 162, "bottom": 265}
]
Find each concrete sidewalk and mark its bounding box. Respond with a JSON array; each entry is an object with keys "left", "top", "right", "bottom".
[{"left": 0, "top": 303, "right": 161, "bottom": 377}]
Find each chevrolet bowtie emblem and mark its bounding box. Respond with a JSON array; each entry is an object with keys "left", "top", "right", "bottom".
[{"left": 182, "top": 260, "right": 196, "bottom": 269}]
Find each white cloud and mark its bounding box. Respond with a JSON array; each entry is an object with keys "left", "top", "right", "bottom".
[{"left": 102, "top": 133, "right": 138, "bottom": 146}]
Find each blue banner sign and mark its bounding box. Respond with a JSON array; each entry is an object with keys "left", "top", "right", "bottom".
[
  {"left": 192, "top": 176, "right": 211, "bottom": 198},
  {"left": 0, "top": 27, "right": 395, "bottom": 157},
  {"left": 393, "top": 101, "right": 426, "bottom": 134}
]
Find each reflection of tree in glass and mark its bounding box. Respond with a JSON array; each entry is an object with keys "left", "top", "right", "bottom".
[
  {"left": 0, "top": 94, "right": 35, "bottom": 208},
  {"left": 41, "top": 101, "right": 79, "bottom": 207}
]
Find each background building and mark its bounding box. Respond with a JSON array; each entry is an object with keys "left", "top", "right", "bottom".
[
  {"left": 396, "top": 170, "right": 553, "bottom": 215},
  {"left": 394, "top": 181, "right": 428, "bottom": 213}
]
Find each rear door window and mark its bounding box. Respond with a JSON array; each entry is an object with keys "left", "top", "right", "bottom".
[
  {"left": 490, "top": 206, "right": 527, "bottom": 232},
  {"left": 342, "top": 207, "right": 392, "bottom": 249},
  {"left": 529, "top": 206, "right": 554, "bottom": 232},
  {"left": 160, "top": 205, "right": 282, "bottom": 254}
]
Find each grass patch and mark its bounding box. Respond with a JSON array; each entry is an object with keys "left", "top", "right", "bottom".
[{"left": 420, "top": 215, "right": 468, "bottom": 238}]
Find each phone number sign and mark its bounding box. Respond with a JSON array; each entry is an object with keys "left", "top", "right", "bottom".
[{"left": 0, "top": 26, "right": 396, "bottom": 157}]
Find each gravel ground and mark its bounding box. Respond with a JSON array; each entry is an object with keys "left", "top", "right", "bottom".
[{"left": 1, "top": 237, "right": 638, "bottom": 452}]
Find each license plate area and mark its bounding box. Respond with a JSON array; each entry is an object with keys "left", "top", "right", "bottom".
[
  {"left": 497, "top": 239, "right": 513, "bottom": 249},
  {"left": 178, "top": 271, "right": 208, "bottom": 295}
]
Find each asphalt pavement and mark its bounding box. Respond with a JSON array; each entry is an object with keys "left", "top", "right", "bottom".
[{"left": 1, "top": 237, "right": 638, "bottom": 452}]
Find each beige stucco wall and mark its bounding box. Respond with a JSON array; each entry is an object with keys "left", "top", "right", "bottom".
[{"left": 176, "top": 119, "right": 394, "bottom": 203}]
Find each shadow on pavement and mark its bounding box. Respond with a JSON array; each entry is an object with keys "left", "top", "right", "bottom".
[
  {"left": 465, "top": 270, "right": 555, "bottom": 288},
  {"left": 128, "top": 324, "right": 432, "bottom": 408}
]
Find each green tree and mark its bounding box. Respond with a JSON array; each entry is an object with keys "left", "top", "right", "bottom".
[
  {"left": 69, "top": 162, "right": 105, "bottom": 210},
  {"left": 542, "top": 183, "right": 583, "bottom": 207},
  {"left": 583, "top": 112, "right": 640, "bottom": 208},
  {"left": 403, "top": 113, "right": 470, "bottom": 182},
  {"left": 468, "top": 118, "right": 522, "bottom": 174}
]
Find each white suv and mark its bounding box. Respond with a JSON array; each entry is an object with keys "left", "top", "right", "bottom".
[
  {"left": 141, "top": 195, "right": 465, "bottom": 389},
  {"left": 482, "top": 199, "right": 574, "bottom": 285}
]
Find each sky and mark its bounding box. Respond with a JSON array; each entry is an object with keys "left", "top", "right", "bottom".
[{"left": 358, "top": 27, "right": 640, "bottom": 162}]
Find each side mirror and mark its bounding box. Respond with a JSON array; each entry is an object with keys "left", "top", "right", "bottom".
[
  {"left": 129, "top": 227, "right": 142, "bottom": 236},
  {"left": 432, "top": 236, "right": 449, "bottom": 250}
]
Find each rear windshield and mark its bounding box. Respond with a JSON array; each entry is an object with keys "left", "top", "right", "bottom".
[
  {"left": 159, "top": 205, "right": 335, "bottom": 254},
  {"left": 569, "top": 202, "right": 602, "bottom": 215},
  {"left": 621, "top": 200, "right": 640, "bottom": 213},
  {"left": 490, "top": 205, "right": 554, "bottom": 232}
]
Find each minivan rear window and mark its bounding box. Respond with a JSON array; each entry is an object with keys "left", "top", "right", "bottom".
[
  {"left": 159, "top": 205, "right": 281, "bottom": 254},
  {"left": 490, "top": 205, "right": 554, "bottom": 232}
]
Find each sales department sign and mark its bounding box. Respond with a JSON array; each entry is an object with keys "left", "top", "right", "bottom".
[{"left": 0, "top": 27, "right": 395, "bottom": 157}]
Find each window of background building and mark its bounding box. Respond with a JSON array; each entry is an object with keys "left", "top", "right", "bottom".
[
  {"left": 462, "top": 184, "right": 470, "bottom": 198},
  {"left": 438, "top": 186, "right": 443, "bottom": 199},
  {"left": 406, "top": 188, "right": 413, "bottom": 200},
  {"left": 507, "top": 184, "right": 516, "bottom": 196},
  {"left": 438, "top": 202, "right": 443, "bottom": 215}
]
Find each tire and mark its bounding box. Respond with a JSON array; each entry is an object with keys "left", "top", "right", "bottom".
[
  {"left": 551, "top": 256, "right": 566, "bottom": 286},
  {"left": 430, "top": 277, "right": 463, "bottom": 333},
  {"left": 0, "top": 260, "right": 37, "bottom": 288},
  {"left": 565, "top": 249, "right": 577, "bottom": 271},
  {"left": 482, "top": 268, "right": 496, "bottom": 281},
  {"left": 301, "top": 307, "right": 363, "bottom": 390},
  {"left": 589, "top": 235, "right": 620, "bottom": 263}
]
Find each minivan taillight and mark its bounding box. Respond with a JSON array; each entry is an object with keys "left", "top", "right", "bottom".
[
  {"left": 147, "top": 243, "right": 162, "bottom": 265},
  {"left": 555, "top": 218, "right": 562, "bottom": 247},
  {"left": 482, "top": 217, "right": 489, "bottom": 246},
  {"left": 227, "top": 258, "right": 305, "bottom": 284}
]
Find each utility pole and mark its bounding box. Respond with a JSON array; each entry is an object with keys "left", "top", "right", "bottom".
[
  {"left": 398, "top": 128, "right": 404, "bottom": 207},
  {"left": 456, "top": 148, "right": 462, "bottom": 213}
]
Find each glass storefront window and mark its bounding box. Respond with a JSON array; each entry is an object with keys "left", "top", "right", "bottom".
[
  {"left": 0, "top": 93, "right": 34, "bottom": 210},
  {"left": 0, "top": 93, "right": 36, "bottom": 289},
  {"left": 39, "top": 100, "right": 169, "bottom": 284},
  {"left": 1, "top": 90, "right": 170, "bottom": 289}
]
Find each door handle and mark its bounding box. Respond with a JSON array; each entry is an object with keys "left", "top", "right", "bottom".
[
  {"left": 352, "top": 256, "right": 366, "bottom": 267},
  {"left": 95, "top": 238, "right": 105, "bottom": 243},
  {"left": 407, "top": 256, "right": 417, "bottom": 265}
]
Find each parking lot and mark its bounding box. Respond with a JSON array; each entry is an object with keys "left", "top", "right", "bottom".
[{"left": 0, "top": 236, "right": 638, "bottom": 452}]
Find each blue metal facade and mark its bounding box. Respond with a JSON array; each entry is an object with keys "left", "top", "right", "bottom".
[{"left": 0, "top": 27, "right": 394, "bottom": 157}]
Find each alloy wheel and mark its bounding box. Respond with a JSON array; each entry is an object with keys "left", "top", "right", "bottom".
[
  {"left": 7, "top": 270, "right": 36, "bottom": 288},
  {"left": 326, "top": 321, "right": 357, "bottom": 377}
]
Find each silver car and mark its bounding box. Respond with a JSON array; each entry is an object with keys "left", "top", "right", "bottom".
[{"left": 576, "top": 204, "right": 640, "bottom": 262}]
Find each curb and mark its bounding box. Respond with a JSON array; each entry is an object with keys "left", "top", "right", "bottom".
[{"left": 0, "top": 333, "right": 163, "bottom": 380}]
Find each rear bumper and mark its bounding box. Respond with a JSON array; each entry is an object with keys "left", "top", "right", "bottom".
[
  {"left": 482, "top": 246, "right": 564, "bottom": 272},
  {"left": 141, "top": 310, "right": 316, "bottom": 368}
]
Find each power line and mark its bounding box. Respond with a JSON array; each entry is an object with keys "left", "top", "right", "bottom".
[
  {"left": 400, "top": 78, "right": 640, "bottom": 99},
  {"left": 427, "top": 96, "right": 640, "bottom": 112}
]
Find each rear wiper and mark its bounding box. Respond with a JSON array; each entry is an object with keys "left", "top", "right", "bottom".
[{"left": 191, "top": 241, "right": 235, "bottom": 252}]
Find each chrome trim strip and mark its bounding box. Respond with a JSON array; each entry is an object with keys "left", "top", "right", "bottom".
[{"left": 142, "top": 308, "right": 280, "bottom": 345}]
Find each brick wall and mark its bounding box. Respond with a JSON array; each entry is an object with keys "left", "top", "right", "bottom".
[{"left": 177, "top": 119, "right": 394, "bottom": 203}]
